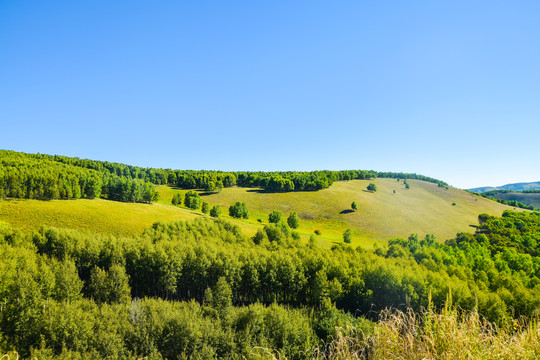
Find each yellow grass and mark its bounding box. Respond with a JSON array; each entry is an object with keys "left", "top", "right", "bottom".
[
  {"left": 157, "top": 179, "right": 518, "bottom": 247},
  {"left": 0, "top": 179, "right": 520, "bottom": 245}
]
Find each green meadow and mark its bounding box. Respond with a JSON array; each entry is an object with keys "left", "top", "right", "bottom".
[
  {"left": 157, "top": 178, "right": 515, "bottom": 247},
  {"left": 0, "top": 178, "right": 518, "bottom": 247}
]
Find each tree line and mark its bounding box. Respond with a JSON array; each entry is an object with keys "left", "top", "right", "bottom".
[
  {"left": 0, "top": 150, "right": 158, "bottom": 203},
  {"left": 2, "top": 150, "right": 450, "bottom": 196}
]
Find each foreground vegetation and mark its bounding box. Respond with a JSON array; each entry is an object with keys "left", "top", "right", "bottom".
[{"left": 1, "top": 208, "right": 540, "bottom": 358}]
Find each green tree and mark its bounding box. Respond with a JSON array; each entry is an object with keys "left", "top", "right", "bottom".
[
  {"left": 171, "top": 193, "right": 182, "bottom": 206},
  {"left": 269, "top": 210, "right": 283, "bottom": 224},
  {"left": 351, "top": 201, "right": 358, "bottom": 211},
  {"left": 367, "top": 183, "right": 377, "bottom": 192},
  {"left": 89, "top": 265, "right": 131, "bottom": 304},
  {"left": 210, "top": 205, "right": 221, "bottom": 218},
  {"left": 229, "top": 202, "right": 249, "bottom": 219},
  {"left": 343, "top": 229, "right": 352, "bottom": 243},
  {"left": 287, "top": 212, "right": 300, "bottom": 229},
  {"left": 201, "top": 201, "right": 210, "bottom": 214},
  {"left": 184, "top": 190, "right": 201, "bottom": 210}
]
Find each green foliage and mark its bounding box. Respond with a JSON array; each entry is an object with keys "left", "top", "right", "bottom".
[
  {"left": 229, "top": 202, "right": 249, "bottom": 219},
  {"left": 201, "top": 201, "right": 210, "bottom": 214},
  {"left": 89, "top": 264, "right": 131, "bottom": 304},
  {"left": 269, "top": 210, "right": 283, "bottom": 224},
  {"left": 367, "top": 183, "right": 377, "bottom": 192},
  {"left": 287, "top": 212, "right": 300, "bottom": 229},
  {"left": 209, "top": 205, "right": 221, "bottom": 218},
  {"left": 171, "top": 193, "right": 182, "bottom": 206},
  {"left": 184, "top": 190, "right": 201, "bottom": 210},
  {"left": 343, "top": 229, "right": 352, "bottom": 243},
  {"left": 3, "top": 203, "right": 540, "bottom": 358},
  {"left": 351, "top": 201, "right": 358, "bottom": 211},
  {"left": 0, "top": 150, "right": 158, "bottom": 203}
]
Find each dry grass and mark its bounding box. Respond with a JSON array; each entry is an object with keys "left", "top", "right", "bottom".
[
  {"left": 258, "top": 294, "right": 540, "bottom": 360},
  {"left": 316, "top": 298, "right": 540, "bottom": 359}
]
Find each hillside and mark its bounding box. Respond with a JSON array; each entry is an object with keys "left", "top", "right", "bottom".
[
  {"left": 483, "top": 191, "right": 540, "bottom": 210},
  {"left": 0, "top": 178, "right": 517, "bottom": 247},
  {"left": 157, "top": 178, "right": 517, "bottom": 245},
  {"left": 469, "top": 180, "right": 540, "bottom": 193}
]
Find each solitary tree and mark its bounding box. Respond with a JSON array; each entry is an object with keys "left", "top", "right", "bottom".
[
  {"left": 287, "top": 212, "right": 300, "bottom": 229},
  {"left": 184, "top": 190, "right": 201, "bottom": 210},
  {"left": 201, "top": 201, "right": 210, "bottom": 214},
  {"left": 269, "top": 210, "right": 283, "bottom": 224},
  {"left": 367, "top": 183, "right": 377, "bottom": 192},
  {"left": 210, "top": 205, "right": 221, "bottom": 218},
  {"left": 171, "top": 193, "right": 182, "bottom": 206},
  {"left": 343, "top": 229, "right": 352, "bottom": 244},
  {"left": 351, "top": 201, "right": 358, "bottom": 211},
  {"left": 229, "top": 202, "right": 249, "bottom": 219}
]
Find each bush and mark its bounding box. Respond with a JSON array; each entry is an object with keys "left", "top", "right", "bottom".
[
  {"left": 184, "top": 191, "right": 201, "bottom": 210},
  {"left": 229, "top": 202, "right": 249, "bottom": 219},
  {"left": 269, "top": 210, "right": 283, "bottom": 224},
  {"left": 287, "top": 212, "right": 300, "bottom": 229},
  {"left": 201, "top": 202, "right": 210, "bottom": 214},
  {"left": 343, "top": 229, "right": 352, "bottom": 244},
  {"left": 210, "top": 205, "right": 221, "bottom": 218}
]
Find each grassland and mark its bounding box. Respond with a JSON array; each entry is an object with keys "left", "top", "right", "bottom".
[
  {"left": 156, "top": 179, "right": 519, "bottom": 247},
  {"left": 0, "top": 178, "right": 519, "bottom": 246}
]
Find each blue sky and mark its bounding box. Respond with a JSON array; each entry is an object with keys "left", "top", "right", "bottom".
[{"left": 1, "top": 1, "right": 539, "bottom": 189}]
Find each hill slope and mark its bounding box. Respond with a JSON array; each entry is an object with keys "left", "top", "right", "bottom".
[
  {"left": 483, "top": 191, "right": 540, "bottom": 210},
  {"left": 469, "top": 181, "right": 540, "bottom": 193},
  {"left": 157, "top": 178, "right": 519, "bottom": 245}
]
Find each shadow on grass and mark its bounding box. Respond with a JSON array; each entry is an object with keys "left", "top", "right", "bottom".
[
  {"left": 340, "top": 209, "right": 354, "bottom": 214},
  {"left": 246, "top": 189, "right": 267, "bottom": 193}
]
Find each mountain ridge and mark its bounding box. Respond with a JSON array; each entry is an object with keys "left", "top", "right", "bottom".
[{"left": 469, "top": 181, "right": 540, "bottom": 193}]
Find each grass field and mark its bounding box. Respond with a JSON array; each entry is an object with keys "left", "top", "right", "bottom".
[
  {"left": 0, "top": 179, "right": 520, "bottom": 247},
  {"left": 156, "top": 179, "right": 519, "bottom": 247}
]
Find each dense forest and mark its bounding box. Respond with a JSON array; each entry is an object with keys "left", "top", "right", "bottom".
[
  {"left": 0, "top": 151, "right": 448, "bottom": 200},
  {"left": 1, "top": 209, "right": 540, "bottom": 358}
]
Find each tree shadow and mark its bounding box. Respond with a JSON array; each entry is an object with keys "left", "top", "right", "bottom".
[
  {"left": 246, "top": 189, "right": 267, "bottom": 193},
  {"left": 340, "top": 209, "right": 354, "bottom": 214}
]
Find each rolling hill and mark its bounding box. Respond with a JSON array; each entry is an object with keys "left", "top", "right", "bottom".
[
  {"left": 0, "top": 177, "right": 518, "bottom": 248},
  {"left": 469, "top": 180, "right": 540, "bottom": 193},
  {"left": 156, "top": 179, "right": 518, "bottom": 246}
]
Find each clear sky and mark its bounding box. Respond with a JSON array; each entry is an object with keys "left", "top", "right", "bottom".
[{"left": 1, "top": 1, "right": 539, "bottom": 189}]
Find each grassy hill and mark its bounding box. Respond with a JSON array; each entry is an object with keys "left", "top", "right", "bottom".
[
  {"left": 0, "top": 178, "right": 520, "bottom": 247},
  {"left": 158, "top": 178, "right": 518, "bottom": 246},
  {"left": 486, "top": 191, "right": 540, "bottom": 210}
]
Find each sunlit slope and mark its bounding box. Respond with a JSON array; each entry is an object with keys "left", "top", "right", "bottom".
[
  {"left": 0, "top": 197, "right": 263, "bottom": 238},
  {"left": 0, "top": 179, "right": 520, "bottom": 245},
  {"left": 161, "top": 179, "right": 520, "bottom": 243},
  {"left": 0, "top": 198, "right": 201, "bottom": 237}
]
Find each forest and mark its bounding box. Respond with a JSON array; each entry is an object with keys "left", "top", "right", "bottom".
[
  {"left": 1, "top": 208, "right": 540, "bottom": 358},
  {"left": 2, "top": 150, "right": 539, "bottom": 358},
  {"left": 0, "top": 150, "right": 448, "bottom": 199}
]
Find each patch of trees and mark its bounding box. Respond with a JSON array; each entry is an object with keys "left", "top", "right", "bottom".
[
  {"left": 377, "top": 171, "right": 449, "bottom": 188},
  {"left": 3, "top": 210, "right": 540, "bottom": 356},
  {"left": 229, "top": 202, "right": 249, "bottom": 219},
  {"left": 0, "top": 150, "right": 158, "bottom": 203},
  {"left": 2, "top": 151, "right": 452, "bottom": 196},
  {"left": 473, "top": 190, "right": 535, "bottom": 210}
]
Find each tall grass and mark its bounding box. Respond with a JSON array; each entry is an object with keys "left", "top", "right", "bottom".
[
  {"left": 261, "top": 294, "right": 540, "bottom": 360},
  {"left": 315, "top": 295, "right": 540, "bottom": 360}
]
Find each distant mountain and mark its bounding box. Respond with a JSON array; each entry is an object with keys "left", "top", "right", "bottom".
[{"left": 469, "top": 181, "right": 540, "bottom": 193}]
